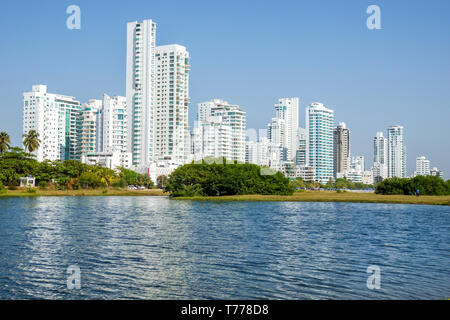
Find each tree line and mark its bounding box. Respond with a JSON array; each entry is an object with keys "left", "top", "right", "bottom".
[
  {"left": 0, "top": 131, "right": 153, "bottom": 190},
  {"left": 375, "top": 175, "right": 450, "bottom": 196}
]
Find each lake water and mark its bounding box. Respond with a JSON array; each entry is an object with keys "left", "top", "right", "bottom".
[{"left": 0, "top": 197, "right": 449, "bottom": 299}]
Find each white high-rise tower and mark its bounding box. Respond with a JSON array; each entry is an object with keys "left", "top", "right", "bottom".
[
  {"left": 103, "top": 94, "right": 128, "bottom": 153},
  {"left": 306, "top": 102, "right": 334, "bottom": 184},
  {"left": 126, "top": 19, "right": 157, "bottom": 169},
  {"left": 273, "top": 98, "right": 299, "bottom": 161},
  {"left": 372, "top": 131, "right": 388, "bottom": 180},
  {"left": 387, "top": 125, "right": 407, "bottom": 178},
  {"left": 154, "top": 44, "right": 190, "bottom": 165}
]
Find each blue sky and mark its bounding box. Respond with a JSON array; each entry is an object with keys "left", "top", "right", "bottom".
[{"left": 0, "top": 0, "right": 449, "bottom": 178}]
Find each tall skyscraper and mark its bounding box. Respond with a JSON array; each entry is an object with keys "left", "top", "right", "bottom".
[
  {"left": 273, "top": 98, "right": 299, "bottom": 161},
  {"left": 373, "top": 131, "right": 388, "bottom": 179},
  {"left": 154, "top": 44, "right": 190, "bottom": 165},
  {"left": 126, "top": 19, "right": 157, "bottom": 169},
  {"left": 415, "top": 156, "right": 431, "bottom": 176},
  {"left": 333, "top": 122, "right": 350, "bottom": 178},
  {"left": 23, "top": 85, "right": 81, "bottom": 162},
  {"left": 103, "top": 94, "right": 128, "bottom": 153},
  {"left": 387, "top": 125, "right": 407, "bottom": 178},
  {"left": 306, "top": 102, "right": 334, "bottom": 184}
]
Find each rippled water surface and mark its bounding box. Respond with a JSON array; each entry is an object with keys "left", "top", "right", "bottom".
[{"left": 0, "top": 197, "right": 449, "bottom": 299}]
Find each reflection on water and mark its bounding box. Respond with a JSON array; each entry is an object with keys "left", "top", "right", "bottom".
[{"left": 0, "top": 197, "right": 449, "bottom": 299}]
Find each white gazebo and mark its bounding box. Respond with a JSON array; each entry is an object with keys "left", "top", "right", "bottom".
[{"left": 20, "top": 176, "right": 36, "bottom": 188}]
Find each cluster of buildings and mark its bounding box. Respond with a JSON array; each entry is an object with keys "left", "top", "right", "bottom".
[
  {"left": 21, "top": 19, "right": 444, "bottom": 184},
  {"left": 243, "top": 99, "right": 443, "bottom": 185}
]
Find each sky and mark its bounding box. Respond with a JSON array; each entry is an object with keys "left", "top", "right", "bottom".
[{"left": 0, "top": 0, "right": 449, "bottom": 178}]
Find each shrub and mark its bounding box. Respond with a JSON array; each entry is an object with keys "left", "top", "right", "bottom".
[
  {"left": 112, "top": 178, "right": 127, "bottom": 188},
  {"left": 8, "top": 185, "right": 18, "bottom": 191},
  {"left": 0, "top": 181, "right": 6, "bottom": 194},
  {"left": 26, "top": 188, "right": 37, "bottom": 194},
  {"left": 39, "top": 181, "right": 48, "bottom": 189},
  {"left": 166, "top": 161, "right": 294, "bottom": 197}
]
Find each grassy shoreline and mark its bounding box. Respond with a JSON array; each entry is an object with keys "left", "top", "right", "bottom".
[
  {"left": 0, "top": 188, "right": 166, "bottom": 198},
  {"left": 1, "top": 189, "right": 449, "bottom": 206},
  {"left": 172, "top": 192, "right": 450, "bottom": 206}
]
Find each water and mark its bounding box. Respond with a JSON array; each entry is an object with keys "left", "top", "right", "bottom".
[{"left": 0, "top": 197, "right": 449, "bottom": 299}]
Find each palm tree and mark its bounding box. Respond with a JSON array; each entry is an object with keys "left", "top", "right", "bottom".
[
  {"left": 0, "top": 132, "right": 11, "bottom": 155},
  {"left": 23, "top": 130, "right": 41, "bottom": 154}
]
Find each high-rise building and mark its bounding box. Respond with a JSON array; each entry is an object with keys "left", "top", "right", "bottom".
[
  {"left": 295, "top": 127, "right": 307, "bottom": 166},
  {"left": 154, "top": 44, "right": 190, "bottom": 165},
  {"left": 246, "top": 137, "right": 273, "bottom": 167},
  {"left": 351, "top": 156, "right": 365, "bottom": 172},
  {"left": 415, "top": 156, "right": 431, "bottom": 176},
  {"left": 306, "top": 102, "right": 334, "bottom": 184},
  {"left": 268, "top": 117, "right": 287, "bottom": 162},
  {"left": 373, "top": 131, "right": 388, "bottom": 180},
  {"left": 126, "top": 19, "right": 157, "bottom": 169},
  {"left": 103, "top": 94, "right": 128, "bottom": 153},
  {"left": 387, "top": 125, "right": 407, "bottom": 178},
  {"left": 193, "top": 99, "right": 246, "bottom": 163},
  {"left": 23, "top": 85, "right": 82, "bottom": 162},
  {"left": 273, "top": 98, "right": 299, "bottom": 161},
  {"left": 78, "top": 100, "right": 102, "bottom": 157},
  {"left": 333, "top": 122, "right": 350, "bottom": 178}
]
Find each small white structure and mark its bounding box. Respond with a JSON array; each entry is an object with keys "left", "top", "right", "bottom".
[
  {"left": 337, "top": 170, "right": 374, "bottom": 185},
  {"left": 81, "top": 152, "right": 132, "bottom": 169},
  {"left": 147, "top": 161, "right": 179, "bottom": 184},
  {"left": 20, "top": 176, "right": 36, "bottom": 188}
]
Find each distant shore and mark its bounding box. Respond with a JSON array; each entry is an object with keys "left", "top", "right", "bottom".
[
  {"left": 0, "top": 188, "right": 166, "bottom": 198},
  {"left": 172, "top": 191, "right": 450, "bottom": 206}
]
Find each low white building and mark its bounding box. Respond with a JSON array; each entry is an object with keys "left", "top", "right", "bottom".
[
  {"left": 148, "top": 162, "right": 179, "bottom": 184},
  {"left": 81, "top": 152, "right": 132, "bottom": 170},
  {"left": 296, "top": 166, "right": 315, "bottom": 182},
  {"left": 337, "top": 169, "right": 373, "bottom": 185},
  {"left": 430, "top": 167, "right": 444, "bottom": 179}
]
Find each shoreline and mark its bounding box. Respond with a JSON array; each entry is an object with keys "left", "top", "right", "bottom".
[
  {"left": 171, "top": 192, "right": 450, "bottom": 206},
  {"left": 1, "top": 190, "right": 449, "bottom": 206},
  {"left": 0, "top": 188, "right": 167, "bottom": 198}
]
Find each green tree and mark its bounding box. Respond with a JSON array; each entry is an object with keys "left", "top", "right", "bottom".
[
  {"left": 0, "top": 132, "right": 11, "bottom": 155},
  {"left": 23, "top": 130, "right": 41, "bottom": 154},
  {"left": 156, "top": 175, "right": 169, "bottom": 188}
]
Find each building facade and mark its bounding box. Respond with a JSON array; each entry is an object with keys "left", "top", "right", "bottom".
[
  {"left": 415, "top": 156, "right": 431, "bottom": 176},
  {"left": 387, "top": 125, "right": 407, "bottom": 178},
  {"left": 154, "top": 44, "right": 190, "bottom": 165},
  {"left": 306, "top": 102, "right": 334, "bottom": 184},
  {"left": 126, "top": 19, "right": 157, "bottom": 169},
  {"left": 194, "top": 99, "right": 246, "bottom": 163},
  {"left": 103, "top": 94, "right": 128, "bottom": 154},
  {"left": 373, "top": 131, "right": 388, "bottom": 180},
  {"left": 23, "top": 85, "right": 82, "bottom": 162},
  {"left": 273, "top": 98, "right": 299, "bottom": 161},
  {"left": 333, "top": 122, "right": 350, "bottom": 178}
]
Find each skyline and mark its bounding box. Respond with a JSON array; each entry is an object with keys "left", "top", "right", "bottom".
[{"left": 1, "top": 0, "right": 449, "bottom": 177}]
